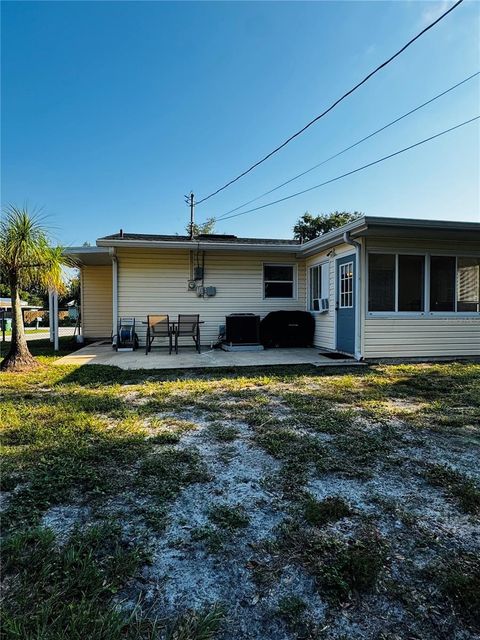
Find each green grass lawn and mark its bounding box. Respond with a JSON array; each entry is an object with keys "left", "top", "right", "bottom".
[{"left": 1, "top": 342, "right": 479, "bottom": 640}]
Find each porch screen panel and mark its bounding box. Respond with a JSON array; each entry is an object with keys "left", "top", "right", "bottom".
[
  {"left": 398, "top": 255, "right": 425, "bottom": 311},
  {"left": 368, "top": 254, "right": 395, "bottom": 311},
  {"left": 430, "top": 256, "right": 456, "bottom": 312},
  {"left": 457, "top": 257, "right": 480, "bottom": 312}
]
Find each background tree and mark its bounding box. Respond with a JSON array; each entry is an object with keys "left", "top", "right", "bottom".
[
  {"left": 0, "top": 206, "right": 74, "bottom": 371},
  {"left": 293, "top": 210, "right": 362, "bottom": 242},
  {"left": 185, "top": 217, "right": 216, "bottom": 237}
]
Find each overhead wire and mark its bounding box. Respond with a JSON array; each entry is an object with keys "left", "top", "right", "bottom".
[
  {"left": 195, "top": 0, "right": 465, "bottom": 206},
  {"left": 214, "top": 71, "right": 479, "bottom": 219},
  {"left": 214, "top": 115, "right": 479, "bottom": 222}
]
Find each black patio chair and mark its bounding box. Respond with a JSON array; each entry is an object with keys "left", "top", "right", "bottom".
[
  {"left": 174, "top": 314, "right": 200, "bottom": 354},
  {"left": 145, "top": 314, "right": 172, "bottom": 355}
]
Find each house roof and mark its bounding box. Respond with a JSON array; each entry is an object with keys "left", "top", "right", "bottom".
[
  {"left": 0, "top": 297, "right": 41, "bottom": 309},
  {"left": 98, "top": 232, "right": 301, "bottom": 246},
  {"left": 65, "top": 216, "right": 480, "bottom": 264}
]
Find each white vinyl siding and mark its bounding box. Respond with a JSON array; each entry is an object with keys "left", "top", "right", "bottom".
[
  {"left": 81, "top": 265, "right": 112, "bottom": 338},
  {"left": 305, "top": 242, "right": 357, "bottom": 349},
  {"left": 363, "top": 317, "right": 480, "bottom": 358},
  {"left": 116, "top": 248, "right": 305, "bottom": 346}
]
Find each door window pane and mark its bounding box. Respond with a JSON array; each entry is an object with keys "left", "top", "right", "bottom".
[
  {"left": 457, "top": 257, "right": 480, "bottom": 312},
  {"left": 398, "top": 255, "right": 425, "bottom": 311},
  {"left": 430, "top": 256, "right": 455, "bottom": 311},
  {"left": 368, "top": 254, "right": 395, "bottom": 311},
  {"left": 339, "top": 262, "right": 353, "bottom": 308}
]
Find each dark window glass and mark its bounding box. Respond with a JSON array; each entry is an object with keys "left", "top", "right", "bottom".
[
  {"left": 368, "top": 254, "right": 395, "bottom": 311},
  {"left": 264, "top": 264, "right": 294, "bottom": 298},
  {"left": 430, "top": 256, "right": 455, "bottom": 312},
  {"left": 264, "top": 282, "right": 293, "bottom": 298},
  {"left": 264, "top": 265, "right": 293, "bottom": 281},
  {"left": 457, "top": 257, "right": 480, "bottom": 312},
  {"left": 398, "top": 255, "right": 425, "bottom": 311},
  {"left": 309, "top": 266, "right": 320, "bottom": 310}
]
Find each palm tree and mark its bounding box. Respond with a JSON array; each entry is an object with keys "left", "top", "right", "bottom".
[{"left": 0, "top": 206, "right": 74, "bottom": 371}]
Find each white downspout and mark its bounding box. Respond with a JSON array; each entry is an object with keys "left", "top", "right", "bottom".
[
  {"left": 111, "top": 249, "right": 118, "bottom": 343},
  {"left": 343, "top": 231, "right": 362, "bottom": 361}
]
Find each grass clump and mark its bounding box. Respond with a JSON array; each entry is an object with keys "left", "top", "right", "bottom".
[
  {"left": 206, "top": 422, "right": 238, "bottom": 442},
  {"left": 425, "top": 464, "right": 480, "bottom": 514},
  {"left": 277, "top": 522, "right": 387, "bottom": 602},
  {"left": 164, "top": 604, "right": 225, "bottom": 640},
  {"left": 1, "top": 523, "right": 154, "bottom": 640},
  {"left": 275, "top": 595, "right": 320, "bottom": 637},
  {"left": 208, "top": 504, "right": 250, "bottom": 530},
  {"left": 190, "top": 526, "right": 226, "bottom": 553},
  {"left": 139, "top": 446, "right": 209, "bottom": 502},
  {"left": 435, "top": 553, "right": 480, "bottom": 630},
  {"left": 303, "top": 495, "right": 351, "bottom": 526}
]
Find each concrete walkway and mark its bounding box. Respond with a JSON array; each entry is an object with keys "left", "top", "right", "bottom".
[{"left": 54, "top": 343, "right": 362, "bottom": 370}]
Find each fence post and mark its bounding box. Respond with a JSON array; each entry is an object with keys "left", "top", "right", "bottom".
[
  {"left": 53, "top": 292, "right": 59, "bottom": 352},
  {"left": 49, "top": 292, "right": 54, "bottom": 343}
]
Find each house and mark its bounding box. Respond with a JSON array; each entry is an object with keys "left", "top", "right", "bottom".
[{"left": 66, "top": 216, "right": 480, "bottom": 360}]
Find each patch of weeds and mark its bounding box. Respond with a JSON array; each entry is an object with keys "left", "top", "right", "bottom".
[
  {"left": 191, "top": 526, "right": 226, "bottom": 554},
  {"left": 208, "top": 504, "right": 250, "bottom": 530},
  {"left": 206, "top": 422, "right": 238, "bottom": 442},
  {"left": 136, "top": 505, "right": 168, "bottom": 532},
  {"left": 277, "top": 522, "right": 388, "bottom": 602},
  {"left": 303, "top": 495, "right": 351, "bottom": 526},
  {"left": 255, "top": 426, "right": 328, "bottom": 470},
  {"left": 425, "top": 464, "right": 480, "bottom": 514},
  {"left": 275, "top": 595, "right": 321, "bottom": 639},
  {"left": 1, "top": 523, "right": 153, "bottom": 639},
  {"left": 433, "top": 553, "right": 480, "bottom": 630},
  {"left": 164, "top": 604, "right": 225, "bottom": 640},
  {"left": 139, "top": 446, "right": 210, "bottom": 502},
  {"left": 148, "top": 417, "right": 199, "bottom": 445},
  {"left": 331, "top": 427, "right": 394, "bottom": 477}
]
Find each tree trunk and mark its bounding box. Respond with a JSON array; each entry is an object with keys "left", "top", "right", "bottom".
[{"left": 0, "top": 272, "right": 39, "bottom": 371}]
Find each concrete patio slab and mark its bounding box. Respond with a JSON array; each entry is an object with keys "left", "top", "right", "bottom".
[{"left": 54, "top": 343, "right": 363, "bottom": 370}]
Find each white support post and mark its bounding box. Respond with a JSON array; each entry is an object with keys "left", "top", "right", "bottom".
[
  {"left": 112, "top": 253, "right": 118, "bottom": 342},
  {"left": 49, "top": 291, "right": 54, "bottom": 342},
  {"left": 53, "top": 291, "right": 59, "bottom": 351}
]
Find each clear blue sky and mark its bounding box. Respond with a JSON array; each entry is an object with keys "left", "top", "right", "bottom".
[{"left": 2, "top": 1, "right": 479, "bottom": 246}]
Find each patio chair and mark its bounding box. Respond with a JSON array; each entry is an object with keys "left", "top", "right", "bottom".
[
  {"left": 174, "top": 314, "right": 200, "bottom": 354},
  {"left": 145, "top": 314, "right": 172, "bottom": 355}
]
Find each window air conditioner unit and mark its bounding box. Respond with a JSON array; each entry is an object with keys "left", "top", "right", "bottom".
[{"left": 313, "top": 298, "right": 329, "bottom": 312}]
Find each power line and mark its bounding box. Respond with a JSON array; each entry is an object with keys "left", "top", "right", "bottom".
[
  {"left": 214, "top": 115, "right": 479, "bottom": 222},
  {"left": 195, "top": 0, "right": 465, "bottom": 206},
  {"left": 215, "top": 71, "right": 479, "bottom": 219}
]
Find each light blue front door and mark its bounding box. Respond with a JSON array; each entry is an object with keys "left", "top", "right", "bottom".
[{"left": 336, "top": 254, "right": 356, "bottom": 354}]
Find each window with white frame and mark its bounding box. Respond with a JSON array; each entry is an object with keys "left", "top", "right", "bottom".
[
  {"left": 263, "top": 264, "right": 295, "bottom": 298},
  {"left": 309, "top": 262, "right": 329, "bottom": 310},
  {"left": 368, "top": 253, "right": 480, "bottom": 314}
]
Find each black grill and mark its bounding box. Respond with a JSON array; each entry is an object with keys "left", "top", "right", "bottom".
[
  {"left": 225, "top": 314, "right": 260, "bottom": 345},
  {"left": 260, "top": 310, "right": 315, "bottom": 348}
]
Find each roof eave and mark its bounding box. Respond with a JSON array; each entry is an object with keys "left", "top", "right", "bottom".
[{"left": 96, "top": 239, "right": 301, "bottom": 252}]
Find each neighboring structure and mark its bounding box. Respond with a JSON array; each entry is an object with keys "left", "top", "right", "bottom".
[{"left": 66, "top": 217, "right": 480, "bottom": 360}]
